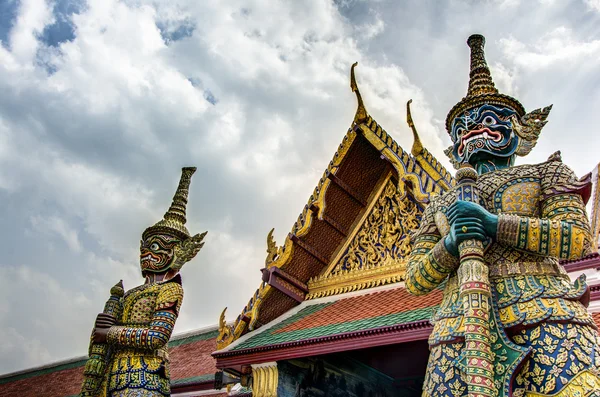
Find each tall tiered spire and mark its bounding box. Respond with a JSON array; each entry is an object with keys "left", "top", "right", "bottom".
[
  {"left": 143, "top": 167, "right": 197, "bottom": 240},
  {"left": 445, "top": 34, "right": 525, "bottom": 133},
  {"left": 466, "top": 34, "right": 498, "bottom": 97}
]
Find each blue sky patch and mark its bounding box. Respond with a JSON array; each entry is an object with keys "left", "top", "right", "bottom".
[{"left": 40, "top": 0, "right": 86, "bottom": 47}]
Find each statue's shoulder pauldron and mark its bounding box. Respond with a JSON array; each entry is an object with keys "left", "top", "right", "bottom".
[
  {"left": 156, "top": 276, "right": 184, "bottom": 314},
  {"left": 539, "top": 160, "right": 592, "bottom": 203}
]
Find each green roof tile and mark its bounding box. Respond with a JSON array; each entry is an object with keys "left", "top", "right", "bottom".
[
  {"left": 169, "top": 329, "right": 219, "bottom": 347},
  {"left": 233, "top": 306, "right": 437, "bottom": 350},
  {"left": 171, "top": 373, "right": 215, "bottom": 385}
]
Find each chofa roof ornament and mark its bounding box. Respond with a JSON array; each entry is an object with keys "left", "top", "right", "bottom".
[{"left": 350, "top": 62, "right": 369, "bottom": 124}]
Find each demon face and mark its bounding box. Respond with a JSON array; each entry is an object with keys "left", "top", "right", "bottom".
[
  {"left": 140, "top": 233, "right": 180, "bottom": 274},
  {"left": 448, "top": 104, "right": 519, "bottom": 166}
]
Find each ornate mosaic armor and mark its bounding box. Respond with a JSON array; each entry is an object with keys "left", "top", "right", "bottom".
[
  {"left": 102, "top": 277, "right": 183, "bottom": 396},
  {"left": 405, "top": 35, "right": 600, "bottom": 397},
  {"left": 407, "top": 160, "right": 600, "bottom": 396}
]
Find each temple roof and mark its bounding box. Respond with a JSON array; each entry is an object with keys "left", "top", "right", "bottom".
[
  {"left": 215, "top": 253, "right": 600, "bottom": 369},
  {"left": 216, "top": 63, "right": 455, "bottom": 351},
  {"left": 0, "top": 326, "right": 225, "bottom": 397},
  {"left": 214, "top": 284, "right": 443, "bottom": 368}
]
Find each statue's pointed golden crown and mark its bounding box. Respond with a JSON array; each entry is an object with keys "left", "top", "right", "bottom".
[
  {"left": 142, "top": 167, "right": 196, "bottom": 241},
  {"left": 445, "top": 34, "right": 525, "bottom": 133}
]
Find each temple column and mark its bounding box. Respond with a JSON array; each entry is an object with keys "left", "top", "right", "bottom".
[{"left": 251, "top": 362, "right": 278, "bottom": 397}]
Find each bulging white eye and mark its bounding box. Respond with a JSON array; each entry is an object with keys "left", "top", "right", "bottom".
[
  {"left": 483, "top": 116, "right": 495, "bottom": 126},
  {"left": 150, "top": 243, "right": 159, "bottom": 251}
]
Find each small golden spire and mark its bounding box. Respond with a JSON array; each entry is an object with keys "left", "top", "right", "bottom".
[
  {"left": 143, "top": 167, "right": 197, "bottom": 240},
  {"left": 350, "top": 62, "right": 368, "bottom": 124},
  {"left": 406, "top": 99, "right": 424, "bottom": 156},
  {"left": 110, "top": 280, "right": 124, "bottom": 297}
]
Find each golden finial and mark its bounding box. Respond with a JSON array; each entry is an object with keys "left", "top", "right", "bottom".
[
  {"left": 110, "top": 280, "right": 124, "bottom": 297},
  {"left": 406, "top": 99, "right": 424, "bottom": 156},
  {"left": 350, "top": 62, "right": 368, "bottom": 124},
  {"left": 143, "top": 167, "right": 197, "bottom": 240}
]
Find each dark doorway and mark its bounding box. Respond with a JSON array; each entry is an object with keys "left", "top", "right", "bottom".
[{"left": 276, "top": 339, "right": 429, "bottom": 397}]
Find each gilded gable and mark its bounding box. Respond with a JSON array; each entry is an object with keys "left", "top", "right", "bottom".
[{"left": 306, "top": 173, "right": 425, "bottom": 299}]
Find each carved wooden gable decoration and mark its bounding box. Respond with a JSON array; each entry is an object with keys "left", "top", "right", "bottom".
[
  {"left": 307, "top": 173, "right": 424, "bottom": 299},
  {"left": 216, "top": 64, "right": 454, "bottom": 350}
]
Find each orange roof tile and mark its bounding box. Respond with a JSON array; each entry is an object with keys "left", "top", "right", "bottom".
[
  {"left": 593, "top": 312, "right": 600, "bottom": 329},
  {"left": 276, "top": 287, "right": 443, "bottom": 334}
]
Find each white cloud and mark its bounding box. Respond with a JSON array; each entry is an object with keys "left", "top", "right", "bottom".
[
  {"left": 584, "top": 0, "right": 600, "bottom": 12},
  {"left": 490, "top": 62, "right": 519, "bottom": 98},
  {"left": 493, "top": 0, "right": 522, "bottom": 8},
  {"left": 1, "top": 0, "right": 600, "bottom": 375},
  {"left": 30, "top": 215, "right": 82, "bottom": 253},
  {"left": 0, "top": 329, "right": 52, "bottom": 373},
  {"left": 354, "top": 13, "right": 385, "bottom": 40},
  {"left": 498, "top": 28, "right": 600, "bottom": 70},
  {"left": 9, "top": 0, "right": 55, "bottom": 63},
  {"left": 0, "top": 265, "right": 92, "bottom": 372}
]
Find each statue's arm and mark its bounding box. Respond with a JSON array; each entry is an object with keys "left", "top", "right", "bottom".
[
  {"left": 106, "top": 282, "right": 184, "bottom": 350},
  {"left": 405, "top": 203, "right": 459, "bottom": 296},
  {"left": 496, "top": 163, "right": 593, "bottom": 260}
]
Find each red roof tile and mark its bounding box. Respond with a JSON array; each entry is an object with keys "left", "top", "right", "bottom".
[
  {"left": 170, "top": 338, "right": 218, "bottom": 381},
  {"left": 0, "top": 365, "right": 83, "bottom": 397},
  {"left": 0, "top": 334, "right": 219, "bottom": 397},
  {"left": 275, "top": 287, "right": 443, "bottom": 334},
  {"left": 593, "top": 312, "right": 600, "bottom": 329}
]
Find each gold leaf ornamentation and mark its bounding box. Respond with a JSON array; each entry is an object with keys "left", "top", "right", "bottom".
[{"left": 307, "top": 176, "right": 422, "bottom": 298}]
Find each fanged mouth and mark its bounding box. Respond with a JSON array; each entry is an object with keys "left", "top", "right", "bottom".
[
  {"left": 140, "top": 253, "right": 159, "bottom": 263},
  {"left": 458, "top": 127, "right": 502, "bottom": 157}
]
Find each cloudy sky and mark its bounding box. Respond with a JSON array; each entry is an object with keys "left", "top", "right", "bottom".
[{"left": 1, "top": 0, "right": 600, "bottom": 374}]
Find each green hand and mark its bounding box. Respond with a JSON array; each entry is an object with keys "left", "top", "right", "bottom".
[
  {"left": 446, "top": 200, "right": 498, "bottom": 238},
  {"left": 444, "top": 217, "right": 487, "bottom": 256}
]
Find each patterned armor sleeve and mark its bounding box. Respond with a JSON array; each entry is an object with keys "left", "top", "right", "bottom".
[
  {"left": 106, "top": 281, "right": 184, "bottom": 350},
  {"left": 405, "top": 202, "right": 460, "bottom": 296},
  {"left": 497, "top": 162, "right": 593, "bottom": 260}
]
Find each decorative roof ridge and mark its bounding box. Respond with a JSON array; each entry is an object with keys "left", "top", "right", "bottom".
[
  {"left": 213, "top": 319, "right": 432, "bottom": 359},
  {"left": 217, "top": 63, "right": 453, "bottom": 349},
  {"left": 171, "top": 373, "right": 216, "bottom": 386},
  {"left": 560, "top": 252, "right": 600, "bottom": 273},
  {"left": 307, "top": 250, "right": 407, "bottom": 299},
  {"left": 216, "top": 282, "right": 408, "bottom": 354},
  {"left": 217, "top": 124, "right": 360, "bottom": 349},
  {"left": 0, "top": 325, "right": 222, "bottom": 382},
  {"left": 357, "top": 115, "right": 447, "bottom": 203},
  {"left": 171, "top": 324, "right": 220, "bottom": 341},
  {"left": 406, "top": 99, "right": 454, "bottom": 190},
  {"left": 0, "top": 356, "right": 87, "bottom": 383}
]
